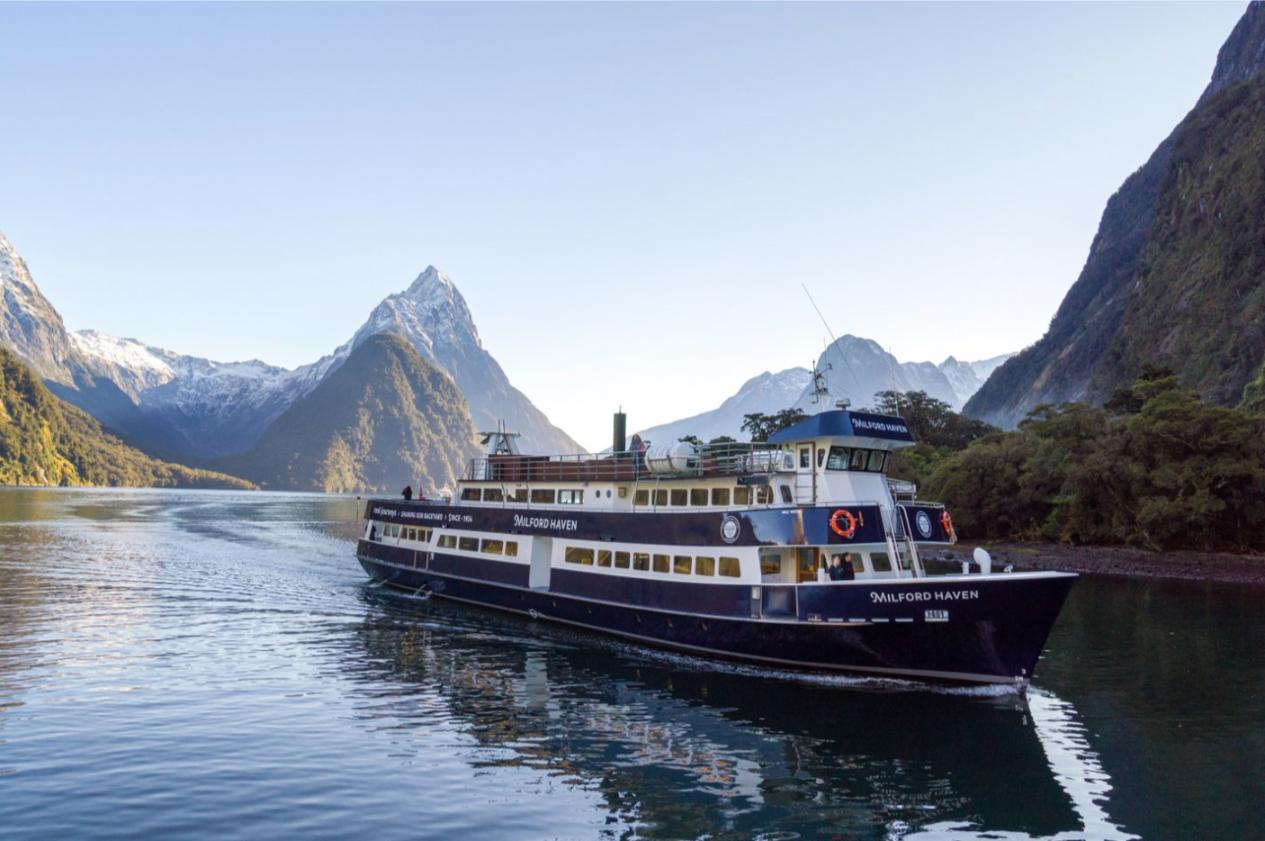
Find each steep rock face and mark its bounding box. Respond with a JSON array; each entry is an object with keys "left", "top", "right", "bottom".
[
  {"left": 0, "top": 346, "right": 253, "bottom": 489},
  {"left": 635, "top": 368, "right": 813, "bottom": 444},
  {"left": 966, "top": 2, "right": 1265, "bottom": 427},
  {"left": 219, "top": 333, "right": 480, "bottom": 494},
  {"left": 0, "top": 233, "right": 79, "bottom": 384},
  {"left": 1092, "top": 76, "right": 1265, "bottom": 405}
]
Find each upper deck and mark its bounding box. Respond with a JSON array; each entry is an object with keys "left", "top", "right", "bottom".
[{"left": 466, "top": 409, "right": 916, "bottom": 488}]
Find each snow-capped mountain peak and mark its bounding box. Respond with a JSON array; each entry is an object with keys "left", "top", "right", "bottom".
[{"left": 357, "top": 264, "right": 482, "bottom": 356}]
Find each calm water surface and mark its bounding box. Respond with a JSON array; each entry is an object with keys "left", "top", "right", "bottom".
[{"left": 0, "top": 489, "right": 1261, "bottom": 840}]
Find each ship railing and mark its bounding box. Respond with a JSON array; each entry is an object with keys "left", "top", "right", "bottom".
[{"left": 465, "top": 441, "right": 790, "bottom": 483}]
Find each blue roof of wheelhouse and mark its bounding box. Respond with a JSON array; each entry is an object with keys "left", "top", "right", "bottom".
[{"left": 767, "top": 410, "right": 915, "bottom": 445}]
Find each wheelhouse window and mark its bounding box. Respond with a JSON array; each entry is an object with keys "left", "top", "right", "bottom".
[
  {"left": 756, "top": 486, "right": 773, "bottom": 505},
  {"left": 826, "top": 447, "right": 851, "bottom": 470},
  {"left": 531, "top": 489, "right": 556, "bottom": 504},
  {"left": 799, "top": 447, "right": 811, "bottom": 468},
  {"left": 779, "top": 485, "right": 794, "bottom": 504},
  {"left": 828, "top": 446, "right": 889, "bottom": 473}
]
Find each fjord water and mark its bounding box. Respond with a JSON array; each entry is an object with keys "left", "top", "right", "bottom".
[{"left": 1, "top": 490, "right": 1261, "bottom": 840}]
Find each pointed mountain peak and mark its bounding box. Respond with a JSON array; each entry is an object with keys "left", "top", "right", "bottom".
[{"left": 404, "top": 264, "right": 458, "bottom": 300}]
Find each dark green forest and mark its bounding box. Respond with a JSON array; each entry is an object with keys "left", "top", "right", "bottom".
[
  {"left": 0, "top": 347, "right": 255, "bottom": 489},
  {"left": 925, "top": 370, "right": 1265, "bottom": 552}
]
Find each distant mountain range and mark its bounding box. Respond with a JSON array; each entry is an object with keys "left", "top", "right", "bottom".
[
  {"left": 635, "top": 336, "right": 1010, "bottom": 444},
  {"left": 966, "top": 1, "right": 1265, "bottom": 427},
  {"left": 0, "top": 232, "right": 577, "bottom": 490},
  {"left": 0, "top": 345, "right": 253, "bottom": 489}
]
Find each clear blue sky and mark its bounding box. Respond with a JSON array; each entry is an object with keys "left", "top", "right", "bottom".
[{"left": 0, "top": 2, "right": 1247, "bottom": 450}]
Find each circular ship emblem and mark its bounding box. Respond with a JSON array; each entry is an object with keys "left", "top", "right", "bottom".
[
  {"left": 720, "top": 515, "right": 741, "bottom": 544},
  {"left": 915, "top": 510, "right": 933, "bottom": 538}
]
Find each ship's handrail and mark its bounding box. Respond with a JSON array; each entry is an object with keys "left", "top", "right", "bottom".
[{"left": 465, "top": 441, "right": 791, "bottom": 483}]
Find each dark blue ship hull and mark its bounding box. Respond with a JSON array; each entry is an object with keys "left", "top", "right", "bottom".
[{"left": 356, "top": 540, "right": 1075, "bottom": 685}]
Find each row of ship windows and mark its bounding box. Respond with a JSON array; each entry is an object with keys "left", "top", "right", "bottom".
[
  {"left": 458, "top": 485, "right": 788, "bottom": 506},
  {"left": 437, "top": 534, "right": 521, "bottom": 557},
  {"left": 376, "top": 524, "right": 521, "bottom": 557},
  {"left": 635, "top": 486, "right": 787, "bottom": 506},
  {"left": 563, "top": 546, "right": 741, "bottom": 578}
]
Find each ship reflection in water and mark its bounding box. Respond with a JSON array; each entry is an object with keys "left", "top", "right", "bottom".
[{"left": 346, "top": 592, "right": 1135, "bottom": 840}]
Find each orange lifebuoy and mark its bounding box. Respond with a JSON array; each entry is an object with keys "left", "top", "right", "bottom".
[
  {"left": 940, "top": 510, "right": 955, "bottom": 539},
  {"left": 829, "top": 508, "right": 857, "bottom": 540}
]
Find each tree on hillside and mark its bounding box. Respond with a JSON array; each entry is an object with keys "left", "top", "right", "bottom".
[
  {"left": 871, "top": 390, "right": 994, "bottom": 449},
  {"left": 741, "top": 409, "right": 808, "bottom": 443}
]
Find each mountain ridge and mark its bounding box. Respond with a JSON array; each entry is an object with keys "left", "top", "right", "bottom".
[
  {"left": 0, "top": 345, "right": 254, "bottom": 489},
  {"left": 635, "top": 337, "right": 1010, "bottom": 444},
  {"left": 0, "top": 233, "right": 579, "bottom": 471}
]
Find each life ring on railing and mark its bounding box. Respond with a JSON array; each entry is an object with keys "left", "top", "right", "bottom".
[
  {"left": 940, "top": 510, "right": 955, "bottom": 539},
  {"left": 829, "top": 508, "right": 857, "bottom": 540}
]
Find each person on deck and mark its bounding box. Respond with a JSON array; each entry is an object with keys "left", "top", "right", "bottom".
[
  {"left": 402, "top": 485, "right": 413, "bottom": 501},
  {"left": 829, "top": 554, "right": 854, "bottom": 581}
]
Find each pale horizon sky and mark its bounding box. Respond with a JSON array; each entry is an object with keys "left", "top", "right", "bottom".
[{"left": 0, "top": 2, "right": 1248, "bottom": 450}]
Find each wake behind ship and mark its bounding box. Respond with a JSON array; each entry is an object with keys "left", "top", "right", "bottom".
[{"left": 356, "top": 407, "right": 1074, "bottom": 685}]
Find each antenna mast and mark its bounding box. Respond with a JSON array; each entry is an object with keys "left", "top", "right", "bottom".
[{"left": 803, "top": 284, "right": 837, "bottom": 405}]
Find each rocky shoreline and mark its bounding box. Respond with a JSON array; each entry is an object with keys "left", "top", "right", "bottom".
[{"left": 940, "top": 541, "right": 1265, "bottom": 586}]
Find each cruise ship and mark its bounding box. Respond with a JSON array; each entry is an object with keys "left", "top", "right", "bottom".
[{"left": 356, "top": 408, "right": 1075, "bottom": 685}]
